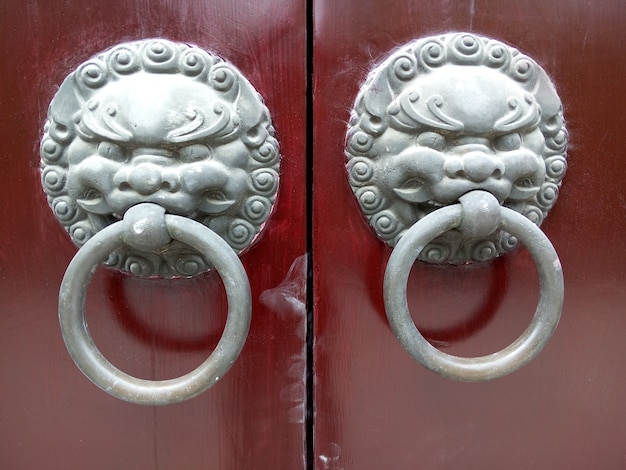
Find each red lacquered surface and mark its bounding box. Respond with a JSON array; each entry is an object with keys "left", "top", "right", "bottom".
[
  {"left": 0, "top": 1, "right": 307, "bottom": 468},
  {"left": 3, "top": 1, "right": 626, "bottom": 467},
  {"left": 313, "top": 0, "right": 626, "bottom": 468}
]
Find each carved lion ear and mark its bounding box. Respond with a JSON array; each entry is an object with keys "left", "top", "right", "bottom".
[
  {"left": 534, "top": 68, "right": 563, "bottom": 125},
  {"left": 353, "top": 68, "right": 394, "bottom": 121},
  {"left": 48, "top": 78, "right": 82, "bottom": 138}
]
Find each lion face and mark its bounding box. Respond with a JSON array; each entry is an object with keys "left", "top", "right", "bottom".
[
  {"left": 346, "top": 33, "right": 567, "bottom": 263},
  {"left": 41, "top": 40, "right": 279, "bottom": 276},
  {"left": 383, "top": 67, "right": 547, "bottom": 207},
  {"left": 65, "top": 73, "right": 249, "bottom": 219}
]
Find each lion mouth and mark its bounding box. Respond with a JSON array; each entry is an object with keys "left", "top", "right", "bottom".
[
  {"left": 76, "top": 191, "right": 112, "bottom": 215},
  {"left": 393, "top": 174, "right": 542, "bottom": 207},
  {"left": 507, "top": 178, "right": 540, "bottom": 200},
  {"left": 76, "top": 189, "right": 235, "bottom": 217}
]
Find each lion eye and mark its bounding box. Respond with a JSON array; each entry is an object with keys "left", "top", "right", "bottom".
[
  {"left": 97, "top": 142, "right": 125, "bottom": 161},
  {"left": 493, "top": 133, "right": 522, "bottom": 151},
  {"left": 179, "top": 144, "right": 211, "bottom": 162},
  {"left": 416, "top": 132, "right": 446, "bottom": 151}
]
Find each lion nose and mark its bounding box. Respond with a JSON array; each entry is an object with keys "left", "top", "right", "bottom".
[
  {"left": 114, "top": 158, "right": 181, "bottom": 194},
  {"left": 127, "top": 162, "right": 163, "bottom": 195},
  {"left": 445, "top": 152, "right": 504, "bottom": 182}
]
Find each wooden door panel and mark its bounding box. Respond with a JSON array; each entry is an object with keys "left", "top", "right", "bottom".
[
  {"left": 3, "top": 0, "right": 626, "bottom": 467},
  {"left": 0, "top": 0, "right": 307, "bottom": 468},
  {"left": 313, "top": 0, "right": 626, "bottom": 468}
]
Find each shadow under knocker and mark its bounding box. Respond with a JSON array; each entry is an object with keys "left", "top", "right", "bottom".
[
  {"left": 413, "top": 256, "right": 509, "bottom": 348},
  {"left": 106, "top": 271, "right": 226, "bottom": 354},
  {"left": 367, "top": 245, "right": 508, "bottom": 348}
]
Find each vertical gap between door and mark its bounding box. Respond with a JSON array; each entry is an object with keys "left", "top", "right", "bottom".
[{"left": 305, "top": 0, "right": 315, "bottom": 468}]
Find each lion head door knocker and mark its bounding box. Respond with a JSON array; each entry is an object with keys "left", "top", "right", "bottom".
[
  {"left": 40, "top": 39, "right": 280, "bottom": 404},
  {"left": 346, "top": 33, "right": 567, "bottom": 381}
]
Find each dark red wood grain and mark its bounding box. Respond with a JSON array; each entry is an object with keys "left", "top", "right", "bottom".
[
  {"left": 0, "top": 1, "right": 307, "bottom": 468},
  {"left": 313, "top": 0, "right": 626, "bottom": 468},
  {"left": 2, "top": 0, "right": 626, "bottom": 468}
]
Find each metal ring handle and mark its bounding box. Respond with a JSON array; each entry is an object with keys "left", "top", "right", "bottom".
[
  {"left": 384, "top": 192, "right": 564, "bottom": 381},
  {"left": 59, "top": 203, "right": 251, "bottom": 405}
]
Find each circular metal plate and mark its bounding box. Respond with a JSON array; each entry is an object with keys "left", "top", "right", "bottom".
[
  {"left": 345, "top": 32, "right": 567, "bottom": 263},
  {"left": 41, "top": 39, "right": 279, "bottom": 276}
]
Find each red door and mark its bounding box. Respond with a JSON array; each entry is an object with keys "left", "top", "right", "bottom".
[
  {"left": 2, "top": 0, "right": 626, "bottom": 469},
  {"left": 0, "top": 0, "right": 307, "bottom": 468},
  {"left": 313, "top": 0, "right": 626, "bottom": 468}
]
